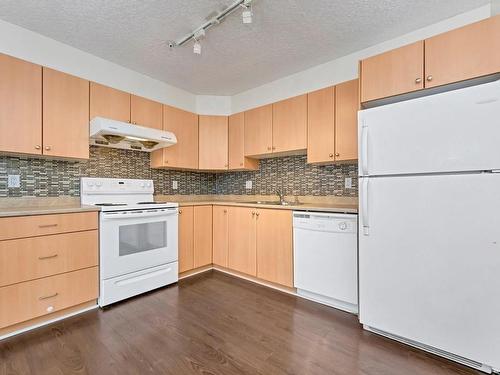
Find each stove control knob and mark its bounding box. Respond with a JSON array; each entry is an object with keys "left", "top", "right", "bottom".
[
  {"left": 96, "top": 182, "right": 103, "bottom": 187},
  {"left": 140, "top": 182, "right": 146, "bottom": 188},
  {"left": 339, "top": 222, "right": 348, "bottom": 231},
  {"left": 146, "top": 182, "right": 152, "bottom": 188},
  {"left": 87, "top": 181, "right": 94, "bottom": 187}
]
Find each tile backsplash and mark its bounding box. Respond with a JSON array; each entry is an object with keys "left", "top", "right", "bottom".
[{"left": 0, "top": 147, "right": 358, "bottom": 198}]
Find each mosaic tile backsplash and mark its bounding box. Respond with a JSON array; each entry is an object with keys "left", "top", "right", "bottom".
[{"left": 0, "top": 147, "right": 358, "bottom": 198}]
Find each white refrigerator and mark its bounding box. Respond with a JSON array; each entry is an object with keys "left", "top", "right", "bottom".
[{"left": 358, "top": 79, "right": 500, "bottom": 374}]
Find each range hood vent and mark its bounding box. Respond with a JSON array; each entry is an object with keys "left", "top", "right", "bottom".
[{"left": 90, "top": 117, "right": 177, "bottom": 152}]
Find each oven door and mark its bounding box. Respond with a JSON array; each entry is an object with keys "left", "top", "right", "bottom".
[{"left": 100, "top": 208, "right": 178, "bottom": 279}]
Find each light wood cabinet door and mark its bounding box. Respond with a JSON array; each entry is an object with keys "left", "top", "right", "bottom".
[
  {"left": 307, "top": 86, "right": 335, "bottom": 164},
  {"left": 193, "top": 206, "right": 213, "bottom": 268},
  {"left": 130, "top": 95, "right": 162, "bottom": 129},
  {"left": 256, "top": 209, "right": 293, "bottom": 287},
  {"left": 151, "top": 105, "right": 198, "bottom": 170},
  {"left": 244, "top": 104, "right": 273, "bottom": 157},
  {"left": 212, "top": 206, "right": 229, "bottom": 267},
  {"left": 360, "top": 41, "right": 424, "bottom": 103},
  {"left": 334, "top": 79, "right": 359, "bottom": 162},
  {"left": 178, "top": 206, "right": 194, "bottom": 273},
  {"left": 199, "top": 115, "right": 228, "bottom": 171},
  {"left": 228, "top": 113, "right": 259, "bottom": 170},
  {"left": 424, "top": 15, "right": 500, "bottom": 89},
  {"left": 0, "top": 54, "right": 42, "bottom": 155},
  {"left": 272, "top": 94, "right": 307, "bottom": 153},
  {"left": 42, "top": 68, "right": 90, "bottom": 159},
  {"left": 228, "top": 206, "right": 257, "bottom": 276},
  {"left": 90, "top": 82, "right": 130, "bottom": 122}
]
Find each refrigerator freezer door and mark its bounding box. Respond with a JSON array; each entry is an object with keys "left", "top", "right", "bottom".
[
  {"left": 358, "top": 79, "right": 500, "bottom": 176},
  {"left": 359, "top": 173, "right": 500, "bottom": 370}
]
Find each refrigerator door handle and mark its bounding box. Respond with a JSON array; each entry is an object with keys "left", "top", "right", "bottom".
[
  {"left": 361, "top": 121, "right": 369, "bottom": 175},
  {"left": 362, "top": 178, "right": 370, "bottom": 235}
]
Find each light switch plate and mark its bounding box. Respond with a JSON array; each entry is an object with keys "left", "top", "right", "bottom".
[
  {"left": 172, "top": 181, "right": 178, "bottom": 190},
  {"left": 7, "top": 174, "right": 20, "bottom": 188},
  {"left": 245, "top": 180, "right": 253, "bottom": 190},
  {"left": 344, "top": 177, "right": 352, "bottom": 189}
]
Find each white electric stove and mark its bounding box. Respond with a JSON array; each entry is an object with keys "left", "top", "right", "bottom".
[{"left": 81, "top": 177, "right": 179, "bottom": 307}]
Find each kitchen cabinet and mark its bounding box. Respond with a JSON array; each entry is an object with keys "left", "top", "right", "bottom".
[
  {"left": 130, "top": 95, "right": 162, "bottom": 129},
  {"left": 178, "top": 206, "right": 194, "bottom": 273},
  {"left": 228, "top": 113, "right": 259, "bottom": 170},
  {"left": 256, "top": 209, "right": 293, "bottom": 287},
  {"left": 307, "top": 86, "right": 335, "bottom": 164},
  {"left": 0, "top": 54, "right": 42, "bottom": 155},
  {"left": 334, "top": 79, "right": 359, "bottom": 162},
  {"left": 244, "top": 104, "right": 273, "bottom": 157},
  {"left": 360, "top": 41, "right": 424, "bottom": 103},
  {"left": 307, "top": 80, "right": 359, "bottom": 164},
  {"left": 42, "top": 68, "right": 90, "bottom": 159},
  {"left": 90, "top": 82, "right": 130, "bottom": 123},
  {"left": 199, "top": 115, "right": 228, "bottom": 171},
  {"left": 424, "top": 15, "right": 500, "bottom": 89},
  {"left": 150, "top": 105, "right": 199, "bottom": 170},
  {"left": 228, "top": 206, "right": 257, "bottom": 276},
  {"left": 193, "top": 206, "right": 213, "bottom": 268},
  {"left": 272, "top": 94, "right": 307, "bottom": 153},
  {"left": 212, "top": 206, "right": 229, "bottom": 267}
]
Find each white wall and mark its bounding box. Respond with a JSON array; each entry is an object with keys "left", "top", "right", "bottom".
[
  {"left": 231, "top": 5, "right": 492, "bottom": 113},
  {"left": 0, "top": 19, "right": 198, "bottom": 112}
]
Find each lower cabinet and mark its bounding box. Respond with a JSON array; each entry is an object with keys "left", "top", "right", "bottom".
[
  {"left": 213, "top": 206, "right": 229, "bottom": 267},
  {"left": 178, "top": 205, "right": 213, "bottom": 273},
  {"left": 228, "top": 207, "right": 257, "bottom": 276},
  {"left": 256, "top": 209, "right": 293, "bottom": 287}
]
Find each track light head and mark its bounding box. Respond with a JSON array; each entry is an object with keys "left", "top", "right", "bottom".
[
  {"left": 242, "top": 8, "right": 252, "bottom": 24},
  {"left": 193, "top": 40, "right": 202, "bottom": 55}
]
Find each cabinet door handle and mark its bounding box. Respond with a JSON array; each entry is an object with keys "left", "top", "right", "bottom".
[
  {"left": 335, "top": 153, "right": 340, "bottom": 157},
  {"left": 38, "top": 224, "right": 58, "bottom": 228},
  {"left": 239, "top": 162, "right": 243, "bottom": 166},
  {"left": 415, "top": 78, "right": 422, "bottom": 84},
  {"left": 255, "top": 212, "right": 260, "bottom": 217},
  {"left": 38, "top": 254, "right": 58, "bottom": 260},
  {"left": 426, "top": 75, "right": 433, "bottom": 82},
  {"left": 39, "top": 292, "right": 58, "bottom": 301},
  {"left": 267, "top": 146, "right": 271, "bottom": 151},
  {"left": 179, "top": 210, "right": 182, "bottom": 214},
  {"left": 223, "top": 209, "right": 227, "bottom": 213},
  {"left": 45, "top": 146, "right": 51, "bottom": 151},
  {"left": 272, "top": 146, "right": 276, "bottom": 150},
  {"left": 35, "top": 145, "right": 41, "bottom": 150},
  {"left": 329, "top": 153, "right": 334, "bottom": 158},
  {"left": 252, "top": 211, "right": 255, "bottom": 216}
]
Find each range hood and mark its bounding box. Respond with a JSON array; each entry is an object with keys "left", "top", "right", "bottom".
[{"left": 90, "top": 117, "right": 177, "bottom": 152}]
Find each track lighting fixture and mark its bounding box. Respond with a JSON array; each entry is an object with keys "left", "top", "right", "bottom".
[{"left": 168, "top": 0, "right": 255, "bottom": 54}]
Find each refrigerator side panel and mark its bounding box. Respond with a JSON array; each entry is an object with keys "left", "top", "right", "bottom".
[
  {"left": 359, "top": 173, "right": 500, "bottom": 370},
  {"left": 358, "top": 79, "right": 500, "bottom": 176}
]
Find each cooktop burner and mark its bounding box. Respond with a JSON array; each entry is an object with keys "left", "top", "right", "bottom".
[{"left": 94, "top": 203, "right": 127, "bottom": 206}]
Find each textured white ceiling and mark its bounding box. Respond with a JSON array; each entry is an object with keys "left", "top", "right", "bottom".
[{"left": 0, "top": 0, "right": 490, "bottom": 95}]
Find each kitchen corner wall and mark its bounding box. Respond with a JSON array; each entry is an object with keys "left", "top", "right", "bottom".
[{"left": 0, "top": 148, "right": 357, "bottom": 198}]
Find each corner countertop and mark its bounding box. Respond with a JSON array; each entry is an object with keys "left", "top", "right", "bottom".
[
  {"left": 0, "top": 197, "right": 100, "bottom": 218},
  {"left": 155, "top": 195, "right": 358, "bottom": 214}
]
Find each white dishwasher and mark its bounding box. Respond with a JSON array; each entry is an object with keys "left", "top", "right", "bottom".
[{"left": 293, "top": 211, "right": 358, "bottom": 314}]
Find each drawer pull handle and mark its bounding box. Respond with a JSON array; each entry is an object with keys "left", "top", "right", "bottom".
[
  {"left": 38, "top": 254, "right": 58, "bottom": 260},
  {"left": 38, "top": 224, "right": 58, "bottom": 228},
  {"left": 39, "top": 292, "right": 58, "bottom": 301}
]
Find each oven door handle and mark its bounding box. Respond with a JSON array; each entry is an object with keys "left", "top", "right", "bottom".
[{"left": 101, "top": 209, "right": 178, "bottom": 220}]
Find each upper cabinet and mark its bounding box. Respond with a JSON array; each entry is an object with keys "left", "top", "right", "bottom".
[
  {"left": 424, "top": 15, "right": 500, "bottom": 89},
  {"left": 42, "top": 68, "right": 90, "bottom": 159},
  {"left": 360, "top": 41, "right": 424, "bottom": 103},
  {"left": 130, "top": 95, "right": 162, "bottom": 129},
  {"left": 307, "top": 80, "right": 359, "bottom": 164},
  {"left": 244, "top": 104, "right": 273, "bottom": 157},
  {"left": 199, "top": 115, "right": 228, "bottom": 171},
  {"left": 90, "top": 82, "right": 130, "bottom": 122},
  {"left": 334, "top": 79, "right": 359, "bottom": 162},
  {"left": 0, "top": 54, "right": 42, "bottom": 155},
  {"left": 272, "top": 94, "right": 307, "bottom": 153},
  {"left": 228, "top": 112, "right": 259, "bottom": 170},
  {"left": 151, "top": 105, "right": 198, "bottom": 170},
  {"left": 360, "top": 16, "right": 500, "bottom": 104}
]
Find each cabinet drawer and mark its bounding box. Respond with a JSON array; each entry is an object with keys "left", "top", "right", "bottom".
[
  {"left": 0, "top": 230, "right": 98, "bottom": 287},
  {"left": 0, "top": 267, "right": 98, "bottom": 329},
  {"left": 0, "top": 212, "right": 98, "bottom": 240}
]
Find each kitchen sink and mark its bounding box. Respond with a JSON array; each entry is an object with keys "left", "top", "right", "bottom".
[{"left": 241, "top": 200, "right": 301, "bottom": 206}]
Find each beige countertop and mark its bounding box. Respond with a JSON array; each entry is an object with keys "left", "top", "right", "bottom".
[
  {"left": 156, "top": 195, "right": 358, "bottom": 214},
  {"left": 0, "top": 197, "right": 100, "bottom": 218}
]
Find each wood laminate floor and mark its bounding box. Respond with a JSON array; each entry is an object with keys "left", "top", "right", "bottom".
[{"left": 0, "top": 270, "right": 482, "bottom": 375}]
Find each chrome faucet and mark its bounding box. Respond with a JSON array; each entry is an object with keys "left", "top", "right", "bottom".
[{"left": 276, "top": 189, "right": 285, "bottom": 204}]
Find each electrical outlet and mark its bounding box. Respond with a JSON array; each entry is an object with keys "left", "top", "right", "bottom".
[
  {"left": 344, "top": 177, "right": 352, "bottom": 189},
  {"left": 245, "top": 180, "right": 253, "bottom": 190},
  {"left": 172, "top": 181, "right": 178, "bottom": 190},
  {"left": 7, "top": 174, "right": 20, "bottom": 188}
]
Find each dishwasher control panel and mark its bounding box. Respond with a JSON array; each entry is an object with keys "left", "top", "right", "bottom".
[{"left": 293, "top": 212, "right": 357, "bottom": 233}]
